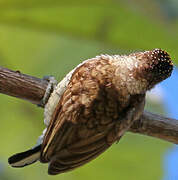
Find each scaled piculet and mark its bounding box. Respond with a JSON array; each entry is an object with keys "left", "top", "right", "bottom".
[{"left": 9, "top": 49, "right": 173, "bottom": 175}]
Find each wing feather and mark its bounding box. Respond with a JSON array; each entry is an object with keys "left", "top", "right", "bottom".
[
  {"left": 48, "top": 141, "right": 109, "bottom": 175},
  {"left": 41, "top": 65, "right": 110, "bottom": 169}
]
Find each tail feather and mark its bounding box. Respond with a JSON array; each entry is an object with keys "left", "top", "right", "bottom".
[{"left": 8, "top": 145, "right": 41, "bottom": 168}]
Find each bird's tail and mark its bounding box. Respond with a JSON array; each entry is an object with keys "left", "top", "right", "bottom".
[{"left": 8, "top": 145, "right": 41, "bottom": 168}]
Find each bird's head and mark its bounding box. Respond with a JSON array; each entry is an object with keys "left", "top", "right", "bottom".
[{"left": 133, "top": 49, "right": 173, "bottom": 90}]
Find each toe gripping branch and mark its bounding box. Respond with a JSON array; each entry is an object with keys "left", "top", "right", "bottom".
[{"left": 38, "top": 76, "right": 57, "bottom": 108}]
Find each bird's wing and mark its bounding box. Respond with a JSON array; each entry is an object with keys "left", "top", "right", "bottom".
[{"left": 41, "top": 64, "right": 116, "bottom": 175}]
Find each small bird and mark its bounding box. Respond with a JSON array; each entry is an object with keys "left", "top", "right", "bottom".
[{"left": 8, "top": 49, "right": 173, "bottom": 175}]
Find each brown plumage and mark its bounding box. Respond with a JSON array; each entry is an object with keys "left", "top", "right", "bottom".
[{"left": 8, "top": 49, "right": 173, "bottom": 175}]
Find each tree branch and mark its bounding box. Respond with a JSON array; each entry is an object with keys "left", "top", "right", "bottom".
[
  {"left": 0, "top": 66, "right": 177, "bottom": 144},
  {"left": 0, "top": 66, "right": 48, "bottom": 105},
  {"left": 130, "top": 111, "right": 178, "bottom": 144}
]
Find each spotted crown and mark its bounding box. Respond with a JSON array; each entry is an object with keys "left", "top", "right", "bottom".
[{"left": 141, "top": 49, "right": 173, "bottom": 87}]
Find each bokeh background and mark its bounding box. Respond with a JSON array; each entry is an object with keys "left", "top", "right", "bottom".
[{"left": 0, "top": 0, "right": 178, "bottom": 179}]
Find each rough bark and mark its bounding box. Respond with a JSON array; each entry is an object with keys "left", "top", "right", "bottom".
[{"left": 0, "top": 66, "right": 48, "bottom": 105}]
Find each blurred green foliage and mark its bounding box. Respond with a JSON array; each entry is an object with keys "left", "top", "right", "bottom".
[{"left": 0, "top": 0, "right": 177, "bottom": 179}]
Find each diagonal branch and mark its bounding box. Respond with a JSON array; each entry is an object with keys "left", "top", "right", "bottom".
[
  {"left": 130, "top": 111, "right": 178, "bottom": 144},
  {"left": 0, "top": 66, "right": 177, "bottom": 144}
]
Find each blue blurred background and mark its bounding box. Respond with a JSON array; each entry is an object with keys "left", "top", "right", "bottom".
[{"left": 0, "top": 0, "right": 178, "bottom": 179}]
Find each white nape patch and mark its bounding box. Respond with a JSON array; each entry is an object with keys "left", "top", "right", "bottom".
[
  {"left": 111, "top": 55, "right": 138, "bottom": 83},
  {"left": 110, "top": 55, "right": 148, "bottom": 95},
  {"left": 112, "top": 55, "right": 138, "bottom": 71}
]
